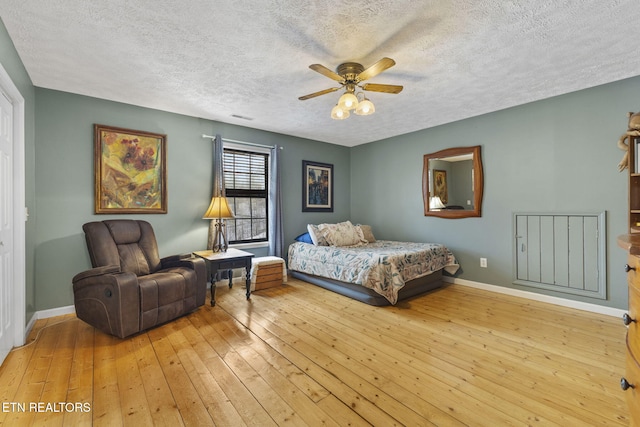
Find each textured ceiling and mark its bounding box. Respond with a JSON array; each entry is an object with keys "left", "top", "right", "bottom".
[{"left": 2, "top": 1, "right": 640, "bottom": 147}]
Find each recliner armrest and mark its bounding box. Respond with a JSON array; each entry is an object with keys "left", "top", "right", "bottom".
[
  {"left": 72, "top": 268, "right": 136, "bottom": 294},
  {"left": 72, "top": 264, "right": 121, "bottom": 283},
  {"left": 160, "top": 254, "right": 200, "bottom": 269},
  {"left": 72, "top": 269, "right": 140, "bottom": 338},
  {"left": 159, "top": 255, "right": 207, "bottom": 307},
  {"left": 160, "top": 253, "right": 192, "bottom": 264}
]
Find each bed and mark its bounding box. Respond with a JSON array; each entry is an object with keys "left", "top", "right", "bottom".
[{"left": 287, "top": 222, "right": 459, "bottom": 306}]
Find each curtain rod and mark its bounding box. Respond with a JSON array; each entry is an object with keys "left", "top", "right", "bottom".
[{"left": 202, "top": 134, "right": 283, "bottom": 150}]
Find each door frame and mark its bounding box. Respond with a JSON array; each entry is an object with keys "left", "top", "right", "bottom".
[{"left": 0, "top": 61, "right": 26, "bottom": 350}]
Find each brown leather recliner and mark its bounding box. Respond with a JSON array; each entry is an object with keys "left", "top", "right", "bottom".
[{"left": 72, "top": 219, "right": 207, "bottom": 338}]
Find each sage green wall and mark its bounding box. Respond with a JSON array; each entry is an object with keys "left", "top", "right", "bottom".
[
  {"left": 449, "top": 160, "right": 474, "bottom": 208},
  {"left": 6, "top": 12, "right": 636, "bottom": 312},
  {"left": 0, "top": 20, "right": 37, "bottom": 323},
  {"left": 34, "top": 88, "right": 350, "bottom": 310},
  {"left": 351, "top": 77, "right": 636, "bottom": 309}
]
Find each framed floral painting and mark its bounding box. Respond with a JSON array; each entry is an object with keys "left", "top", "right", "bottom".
[{"left": 94, "top": 124, "right": 167, "bottom": 214}]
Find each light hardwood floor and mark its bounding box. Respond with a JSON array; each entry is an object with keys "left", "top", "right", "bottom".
[{"left": 0, "top": 279, "right": 630, "bottom": 426}]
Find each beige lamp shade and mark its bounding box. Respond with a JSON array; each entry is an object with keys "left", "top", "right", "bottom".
[
  {"left": 429, "top": 196, "right": 445, "bottom": 210},
  {"left": 203, "top": 196, "right": 235, "bottom": 219}
]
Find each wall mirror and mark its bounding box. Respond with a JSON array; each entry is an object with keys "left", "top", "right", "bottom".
[{"left": 422, "top": 145, "right": 483, "bottom": 218}]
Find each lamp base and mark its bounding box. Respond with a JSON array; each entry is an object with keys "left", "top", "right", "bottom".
[{"left": 210, "top": 220, "right": 229, "bottom": 252}]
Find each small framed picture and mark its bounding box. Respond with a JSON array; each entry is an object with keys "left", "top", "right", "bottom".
[
  {"left": 94, "top": 124, "right": 167, "bottom": 214},
  {"left": 302, "top": 160, "right": 333, "bottom": 212},
  {"left": 433, "top": 169, "right": 448, "bottom": 204}
]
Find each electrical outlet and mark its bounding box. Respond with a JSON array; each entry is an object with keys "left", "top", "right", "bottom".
[{"left": 480, "top": 258, "right": 487, "bottom": 268}]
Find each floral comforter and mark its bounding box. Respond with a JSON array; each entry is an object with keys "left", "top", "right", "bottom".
[{"left": 288, "top": 240, "right": 459, "bottom": 304}]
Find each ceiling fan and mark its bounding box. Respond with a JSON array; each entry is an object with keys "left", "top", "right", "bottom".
[{"left": 299, "top": 57, "right": 403, "bottom": 119}]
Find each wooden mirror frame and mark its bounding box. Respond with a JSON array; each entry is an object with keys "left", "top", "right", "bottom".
[{"left": 422, "top": 145, "right": 484, "bottom": 218}]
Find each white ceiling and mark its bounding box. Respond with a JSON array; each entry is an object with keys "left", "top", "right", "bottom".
[{"left": 2, "top": 1, "right": 640, "bottom": 147}]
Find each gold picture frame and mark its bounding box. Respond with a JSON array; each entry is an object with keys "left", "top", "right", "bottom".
[
  {"left": 94, "top": 124, "right": 167, "bottom": 214},
  {"left": 433, "top": 169, "right": 448, "bottom": 205}
]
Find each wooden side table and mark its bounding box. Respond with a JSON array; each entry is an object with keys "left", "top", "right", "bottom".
[{"left": 193, "top": 248, "right": 254, "bottom": 306}]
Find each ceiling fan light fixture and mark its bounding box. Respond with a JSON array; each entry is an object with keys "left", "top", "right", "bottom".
[
  {"left": 300, "top": 58, "right": 400, "bottom": 120},
  {"left": 331, "top": 105, "right": 349, "bottom": 120},
  {"left": 337, "top": 92, "right": 358, "bottom": 111},
  {"left": 355, "top": 98, "right": 375, "bottom": 115}
]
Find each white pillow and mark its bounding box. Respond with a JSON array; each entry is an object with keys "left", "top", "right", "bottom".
[
  {"left": 318, "top": 221, "right": 366, "bottom": 247},
  {"left": 307, "top": 224, "right": 329, "bottom": 246}
]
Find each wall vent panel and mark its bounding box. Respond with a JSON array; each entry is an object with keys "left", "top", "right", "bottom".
[{"left": 513, "top": 212, "right": 606, "bottom": 299}]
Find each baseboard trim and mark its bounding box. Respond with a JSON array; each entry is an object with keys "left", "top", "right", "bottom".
[
  {"left": 24, "top": 314, "right": 36, "bottom": 342},
  {"left": 444, "top": 277, "right": 626, "bottom": 318},
  {"left": 24, "top": 305, "right": 76, "bottom": 342},
  {"left": 37, "top": 305, "right": 76, "bottom": 319}
]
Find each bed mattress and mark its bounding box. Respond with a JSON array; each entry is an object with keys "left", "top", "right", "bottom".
[{"left": 287, "top": 240, "right": 459, "bottom": 304}]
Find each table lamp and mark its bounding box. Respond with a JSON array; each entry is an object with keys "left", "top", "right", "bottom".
[{"left": 203, "top": 196, "right": 235, "bottom": 252}]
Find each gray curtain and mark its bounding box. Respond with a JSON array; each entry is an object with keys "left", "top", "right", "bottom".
[
  {"left": 207, "top": 134, "right": 224, "bottom": 250},
  {"left": 269, "top": 145, "right": 284, "bottom": 257}
]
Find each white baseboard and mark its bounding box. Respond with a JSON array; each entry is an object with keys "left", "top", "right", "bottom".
[
  {"left": 36, "top": 305, "right": 76, "bottom": 319},
  {"left": 24, "top": 305, "right": 76, "bottom": 342},
  {"left": 24, "top": 314, "right": 36, "bottom": 342},
  {"left": 444, "top": 277, "right": 626, "bottom": 318}
]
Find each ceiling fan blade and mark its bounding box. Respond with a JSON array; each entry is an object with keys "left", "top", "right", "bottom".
[
  {"left": 361, "top": 83, "right": 403, "bottom": 94},
  {"left": 357, "top": 57, "right": 396, "bottom": 81},
  {"left": 309, "top": 64, "right": 345, "bottom": 83},
  {"left": 298, "top": 87, "right": 340, "bottom": 100}
]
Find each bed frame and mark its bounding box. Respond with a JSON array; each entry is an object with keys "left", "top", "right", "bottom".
[{"left": 289, "top": 269, "right": 444, "bottom": 306}]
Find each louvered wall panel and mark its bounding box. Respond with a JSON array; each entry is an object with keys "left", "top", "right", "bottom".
[{"left": 513, "top": 212, "right": 606, "bottom": 299}]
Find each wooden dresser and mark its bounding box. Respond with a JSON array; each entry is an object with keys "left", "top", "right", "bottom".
[{"left": 618, "top": 235, "right": 640, "bottom": 424}]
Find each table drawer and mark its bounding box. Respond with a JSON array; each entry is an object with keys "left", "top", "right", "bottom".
[
  {"left": 628, "top": 284, "right": 640, "bottom": 360},
  {"left": 627, "top": 254, "right": 640, "bottom": 293},
  {"left": 217, "top": 259, "right": 250, "bottom": 270},
  {"left": 624, "top": 338, "right": 640, "bottom": 424}
]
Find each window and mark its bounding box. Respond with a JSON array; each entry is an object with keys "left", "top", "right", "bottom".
[{"left": 223, "top": 148, "right": 269, "bottom": 244}]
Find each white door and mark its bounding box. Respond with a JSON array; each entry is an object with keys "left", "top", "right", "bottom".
[{"left": 0, "top": 91, "right": 13, "bottom": 363}]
